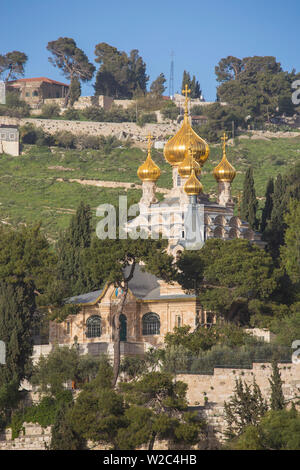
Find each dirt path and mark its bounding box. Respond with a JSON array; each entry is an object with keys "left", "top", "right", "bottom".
[{"left": 56, "top": 178, "right": 170, "bottom": 194}]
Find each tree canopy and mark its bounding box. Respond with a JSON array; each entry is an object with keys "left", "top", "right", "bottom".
[
  {"left": 94, "top": 43, "right": 148, "bottom": 98},
  {"left": 47, "top": 37, "right": 95, "bottom": 106},
  {"left": 0, "top": 51, "right": 28, "bottom": 82}
]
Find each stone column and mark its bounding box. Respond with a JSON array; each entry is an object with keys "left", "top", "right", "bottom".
[
  {"left": 140, "top": 181, "right": 158, "bottom": 206},
  {"left": 217, "top": 181, "right": 234, "bottom": 210}
]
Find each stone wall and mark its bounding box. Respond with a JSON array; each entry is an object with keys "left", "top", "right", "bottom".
[
  {"left": 43, "top": 95, "right": 114, "bottom": 111},
  {"left": 178, "top": 362, "right": 300, "bottom": 437},
  {"left": 0, "top": 362, "right": 299, "bottom": 449},
  {"left": 0, "top": 423, "right": 51, "bottom": 450},
  {"left": 0, "top": 116, "right": 179, "bottom": 144}
]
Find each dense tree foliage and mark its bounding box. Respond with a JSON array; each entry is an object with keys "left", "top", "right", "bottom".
[
  {"left": 228, "top": 408, "right": 300, "bottom": 450},
  {"left": 150, "top": 73, "right": 166, "bottom": 97},
  {"left": 263, "top": 162, "right": 300, "bottom": 258},
  {"left": 224, "top": 378, "right": 268, "bottom": 439},
  {"left": 181, "top": 71, "right": 201, "bottom": 99},
  {"left": 0, "top": 50, "right": 28, "bottom": 81},
  {"left": 241, "top": 166, "right": 258, "bottom": 229},
  {"left": 215, "top": 55, "right": 298, "bottom": 121},
  {"left": 280, "top": 200, "right": 300, "bottom": 284},
  {"left": 94, "top": 43, "right": 148, "bottom": 98},
  {"left": 47, "top": 37, "right": 95, "bottom": 107},
  {"left": 176, "top": 239, "right": 281, "bottom": 324}
]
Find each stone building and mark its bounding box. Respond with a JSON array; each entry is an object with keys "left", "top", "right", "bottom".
[
  {"left": 7, "top": 77, "right": 69, "bottom": 108},
  {"left": 0, "top": 125, "right": 19, "bottom": 156},
  {"left": 50, "top": 265, "right": 214, "bottom": 355}
]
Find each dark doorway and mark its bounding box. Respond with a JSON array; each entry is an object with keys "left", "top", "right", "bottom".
[{"left": 119, "top": 314, "right": 127, "bottom": 342}]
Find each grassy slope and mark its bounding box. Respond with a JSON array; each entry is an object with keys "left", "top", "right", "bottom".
[{"left": 0, "top": 135, "right": 299, "bottom": 240}]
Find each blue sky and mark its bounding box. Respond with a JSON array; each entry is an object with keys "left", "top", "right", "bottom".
[{"left": 1, "top": 0, "right": 299, "bottom": 101}]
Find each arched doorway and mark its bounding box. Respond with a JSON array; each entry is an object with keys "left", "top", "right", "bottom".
[{"left": 119, "top": 314, "right": 127, "bottom": 342}]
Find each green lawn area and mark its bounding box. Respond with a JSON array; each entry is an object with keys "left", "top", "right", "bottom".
[{"left": 0, "top": 135, "right": 298, "bottom": 240}]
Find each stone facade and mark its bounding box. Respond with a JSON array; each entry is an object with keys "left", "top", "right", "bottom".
[
  {"left": 0, "top": 126, "right": 19, "bottom": 156},
  {"left": 7, "top": 77, "right": 69, "bottom": 109},
  {"left": 0, "top": 423, "right": 51, "bottom": 450},
  {"left": 43, "top": 94, "right": 114, "bottom": 111},
  {"left": 49, "top": 274, "right": 208, "bottom": 354}
]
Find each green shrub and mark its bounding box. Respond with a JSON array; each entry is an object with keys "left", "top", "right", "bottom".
[
  {"left": 161, "top": 101, "right": 180, "bottom": 120},
  {"left": 136, "top": 112, "right": 157, "bottom": 127},
  {"left": 10, "top": 391, "right": 73, "bottom": 439},
  {"left": 82, "top": 106, "right": 106, "bottom": 121},
  {"left": 53, "top": 131, "right": 76, "bottom": 148},
  {"left": 19, "top": 124, "right": 53, "bottom": 146},
  {"left": 62, "top": 108, "right": 81, "bottom": 121},
  {"left": 41, "top": 103, "right": 61, "bottom": 119},
  {"left": 75, "top": 134, "right": 100, "bottom": 150}
]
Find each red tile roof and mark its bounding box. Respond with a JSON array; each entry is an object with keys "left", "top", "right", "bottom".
[{"left": 8, "top": 77, "right": 69, "bottom": 87}]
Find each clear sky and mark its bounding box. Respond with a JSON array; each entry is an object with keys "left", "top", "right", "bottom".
[{"left": 1, "top": 0, "right": 300, "bottom": 101}]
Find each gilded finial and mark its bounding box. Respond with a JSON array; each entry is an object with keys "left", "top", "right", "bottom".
[
  {"left": 137, "top": 134, "right": 161, "bottom": 182},
  {"left": 221, "top": 132, "right": 228, "bottom": 156},
  {"left": 212, "top": 132, "right": 236, "bottom": 183},
  {"left": 147, "top": 133, "right": 153, "bottom": 153},
  {"left": 182, "top": 84, "right": 191, "bottom": 116}
]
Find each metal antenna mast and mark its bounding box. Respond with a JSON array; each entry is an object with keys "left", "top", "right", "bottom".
[{"left": 169, "top": 51, "right": 174, "bottom": 99}]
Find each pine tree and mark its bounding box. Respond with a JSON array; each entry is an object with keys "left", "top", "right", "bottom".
[
  {"left": 50, "top": 402, "right": 85, "bottom": 450},
  {"left": 241, "top": 166, "right": 258, "bottom": 229},
  {"left": 260, "top": 177, "right": 274, "bottom": 233},
  {"left": 150, "top": 73, "right": 166, "bottom": 97},
  {"left": 269, "top": 360, "right": 285, "bottom": 411}
]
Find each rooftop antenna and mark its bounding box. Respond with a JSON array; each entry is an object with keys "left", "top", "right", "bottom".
[{"left": 169, "top": 51, "right": 174, "bottom": 99}]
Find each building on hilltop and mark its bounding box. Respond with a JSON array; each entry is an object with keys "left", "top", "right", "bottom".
[
  {"left": 48, "top": 87, "right": 263, "bottom": 356},
  {"left": 7, "top": 77, "right": 69, "bottom": 108}
]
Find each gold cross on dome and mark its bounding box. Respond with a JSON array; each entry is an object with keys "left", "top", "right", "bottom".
[
  {"left": 221, "top": 132, "right": 228, "bottom": 153},
  {"left": 147, "top": 133, "right": 153, "bottom": 152},
  {"left": 182, "top": 84, "right": 191, "bottom": 98}
]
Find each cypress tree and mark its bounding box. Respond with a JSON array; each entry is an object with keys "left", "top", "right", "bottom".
[
  {"left": 57, "top": 202, "right": 93, "bottom": 295},
  {"left": 269, "top": 360, "right": 285, "bottom": 411},
  {"left": 264, "top": 173, "right": 286, "bottom": 258},
  {"left": 69, "top": 77, "right": 81, "bottom": 107},
  {"left": 181, "top": 70, "right": 191, "bottom": 93},
  {"left": 0, "top": 280, "right": 35, "bottom": 386},
  {"left": 260, "top": 177, "right": 274, "bottom": 233},
  {"left": 241, "top": 167, "right": 258, "bottom": 229}
]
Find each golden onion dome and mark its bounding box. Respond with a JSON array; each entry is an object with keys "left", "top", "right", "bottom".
[
  {"left": 163, "top": 85, "right": 210, "bottom": 167},
  {"left": 213, "top": 133, "right": 236, "bottom": 183},
  {"left": 184, "top": 168, "right": 203, "bottom": 196},
  {"left": 178, "top": 146, "right": 201, "bottom": 178},
  {"left": 137, "top": 134, "right": 161, "bottom": 182}
]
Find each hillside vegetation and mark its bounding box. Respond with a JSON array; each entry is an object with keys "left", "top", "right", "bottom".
[{"left": 0, "top": 134, "right": 299, "bottom": 240}]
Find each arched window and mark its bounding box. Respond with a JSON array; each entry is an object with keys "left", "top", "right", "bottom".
[
  {"left": 86, "top": 315, "right": 101, "bottom": 338},
  {"left": 32, "top": 90, "right": 39, "bottom": 97},
  {"left": 142, "top": 313, "right": 160, "bottom": 335}
]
